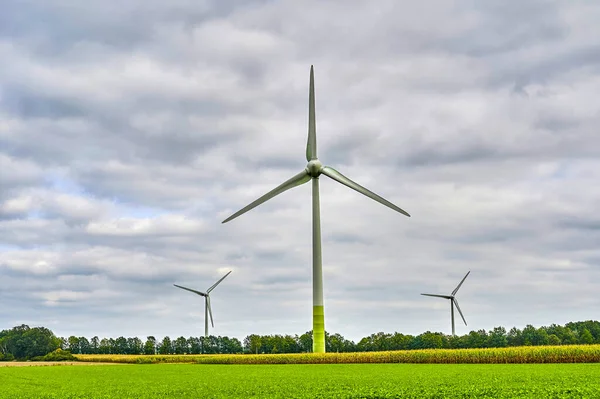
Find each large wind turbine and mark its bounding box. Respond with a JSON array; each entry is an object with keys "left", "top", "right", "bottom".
[
  {"left": 222, "top": 65, "right": 410, "bottom": 353},
  {"left": 421, "top": 271, "right": 470, "bottom": 336},
  {"left": 173, "top": 271, "right": 232, "bottom": 338}
]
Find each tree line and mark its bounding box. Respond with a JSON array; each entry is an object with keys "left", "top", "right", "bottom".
[{"left": 1, "top": 320, "right": 599, "bottom": 360}]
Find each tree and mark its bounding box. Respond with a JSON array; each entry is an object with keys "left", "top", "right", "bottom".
[
  {"left": 487, "top": 327, "right": 508, "bottom": 348},
  {"left": 0, "top": 336, "right": 8, "bottom": 356},
  {"left": 389, "top": 333, "right": 413, "bottom": 350},
  {"left": 327, "top": 333, "right": 346, "bottom": 353},
  {"left": 566, "top": 321, "right": 600, "bottom": 343},
  {"left": 228, "top": 337, "right": 243, "bottom": 354},
  {"left": 548, "top": 334, "right": 561, "bottom": 345},
  {"left": 532, "top": 328, "right": 549, "bottom": 346},
  {"left": 545, "top": 324, "right": 565, "bottom": 340},
  {"left": 465, "top": 330, "right": 488, "bottom": 348},
  {"left": 79, "top": 337, "right": 91, "bottom": 354},
  {"left": 68, "top": 336, "right": 80, "bottom": 354},
  {"left": 507, "top": 327, "right": 524, "bottom": 347},
  {"left": 372, "top": 332, "right": 393, "bottom": 351},
  {"left": 521, "top": 325, "right": 537, "bottom": 346},
  {"left": 5, "top": 319, "right": 600, "bottom": 359},
  {"left": 144, "top": 337, "right": 156, "bottom": 355},
  {"left": 187, "top": 337, "right": 201, "bottom": 354},
  {"left": 127, "top": 337, "right": 143, "bottom": 355},
  {"left": 90, "top": 336, "right": 100, "bottom": 354},
  {"left": 173, "top": 337, "right": 188, "bottom": 354},
  {"left": 202, "top": 336, "right": 220, "bottom": 354},
  {"left": 259, "top": 335, "right": 279, "bottom": 354},
  {"left": 158, "top": 337, "right": 172, "bottom": 354},
  {"left": 357, "top": 331, "right": 396, "bottom": 351},
  {"left": 243, "top": 334, "right": 262, "bottom": 354},
  {"left": 298, "top": 331, "right": 312, "bottom": 353},
  {"left": 99, "top": 338, "right": 110, "bottom": 354},
  {"left": 0, "top": 325, "right": 61, "bottom": 360},
  {"left": 115, "top": 337, "right": 128, "bottom": 354},
  {"left": 580, "top": 329, "right": 594, "bottom": 344},
  {"left": 357, "top": 335, "right": 375, "bottom": 352},
  {"left": 221, "top": 336, "right": 243, "bottom": 354},
  {"left": 560, "top": 328, "right": 578, "bottom": 345},
  {"left": 414, "top": 332, "right": 444, "bottom": 349}
]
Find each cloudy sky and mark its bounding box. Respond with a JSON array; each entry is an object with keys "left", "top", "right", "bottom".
[{"left": 1, "top": 0, "right": 599, "bottom": 343}]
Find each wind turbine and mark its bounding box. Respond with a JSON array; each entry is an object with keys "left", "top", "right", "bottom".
[
  {"left": 421, "top": 271, "right": 470, "bottom": 336},
  {"left": 173, "top": 270, "right": 232, "bottom": 338},
  {"left": 222, "top": 65, "right": 410, "bottom": 353}
]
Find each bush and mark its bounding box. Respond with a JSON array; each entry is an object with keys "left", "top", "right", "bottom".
[
  {"left": 0, "top": 353, "right": 15, "bottom": 361},
  {"left": 31, "top": 349, "right": 77, "bottom": 362}
]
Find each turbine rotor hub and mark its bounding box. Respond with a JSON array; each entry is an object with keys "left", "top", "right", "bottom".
[{"left": 306, "top": 159, "right": 323, "bottom": 177}]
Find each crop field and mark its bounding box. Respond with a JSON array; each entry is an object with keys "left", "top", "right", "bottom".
[
  {"left": 74, "top": 344, "right": 600, "bottom": 364},
  {"left": 1, "top": 363, "right": 599, "bottom": 398}
]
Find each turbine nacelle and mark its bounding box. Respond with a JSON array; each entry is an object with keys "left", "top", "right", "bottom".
[{"left": 306, "top": 159, "right": 323, "bottom": 177}]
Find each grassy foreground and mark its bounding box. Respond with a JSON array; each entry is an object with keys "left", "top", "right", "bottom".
[
  {"left": 1, "top": 363, "right": 599, "bottom": 398},
  {"left": 74, "top": 344, "right": 600, "bottom": 364}
]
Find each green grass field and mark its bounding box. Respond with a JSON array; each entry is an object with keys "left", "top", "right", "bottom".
[{"left": 1, "top": 363, "right": 599, "bottom": 398}]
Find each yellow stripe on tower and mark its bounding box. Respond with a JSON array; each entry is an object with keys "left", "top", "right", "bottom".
[{"left": 313, "top": 305, "right": 325, "bottom": 353}]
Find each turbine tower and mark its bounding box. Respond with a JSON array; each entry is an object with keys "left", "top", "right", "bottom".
[
  {"left": 174, "top": 270, "right": 232, "bottom": 338},
  {"left": 421, "top": 271, "right": 470, "bottom": 336},
  {"left": 222, "top": 66, "right": 410, "bottom": 353}
]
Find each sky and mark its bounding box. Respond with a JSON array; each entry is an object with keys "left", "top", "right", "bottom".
[{"left": 1, "top": 0, "right": 599, "bottom": 343}]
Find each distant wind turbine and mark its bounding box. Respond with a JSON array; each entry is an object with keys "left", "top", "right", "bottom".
[
  {"left": 421, "top": 271, "right": 470, "bottom": 336},
  {"left": 174, "top": 271, "right": 232, "bottom": 338},
  {"left": 222, "top": 65, "right": 411, "bottom": 353}
]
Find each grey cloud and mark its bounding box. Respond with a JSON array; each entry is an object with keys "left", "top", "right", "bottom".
[
  {"left": 0, "top": 156, "right": 46, "bottom": 201},
  {"left": 0, "top": 0, "right": 263, "bottom": 53},
  {"left": 443, "top": 1, "right": 565, "bottom": 56},
  {"left": 325, "top": 232, "right": 373, "bottom": 246},
  {"left": 558, "top": 217, "right": 600, "bottom": 232},
  {"left": 1, "top": 0, "right": 600, "bottom": 342},
  {"left": 3, "top": 87, "right": 87, "bottom": 119}
]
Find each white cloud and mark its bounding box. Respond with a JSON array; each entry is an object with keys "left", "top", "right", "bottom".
[{"left": 86, "top": 214, "right": 206, "bottom": 236}]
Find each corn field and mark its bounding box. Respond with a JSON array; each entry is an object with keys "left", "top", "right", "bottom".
[{"left": 74, "top": 344, "right": 600, "bottom": 364}]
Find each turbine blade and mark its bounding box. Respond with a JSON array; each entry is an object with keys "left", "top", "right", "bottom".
[
  {"left": 207, "top": 296, "right": 214, "bottom": 328},
  {"left": 453, "top": 298, "right": 467, "bottom": 326},
  {"left": 173, "top": 284, "right": 206, "bottom": 296},
  {"left": 421, "top": 293, "right": 453, "bottom": 299},
  {"left": 207, "top": 270, "right": 232, "bottom": 294},
  {"left": 320, "top": 166, "right": 410, "bottom": 217},
  {"left": 222, "top": 170, "right": 311, "bottom": 223},
  {"left": 451, "top": 271, "right": 471, "bottom": 296},
  {"left": 306, "top": 65, "right": 316, "bottom": 161}
]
